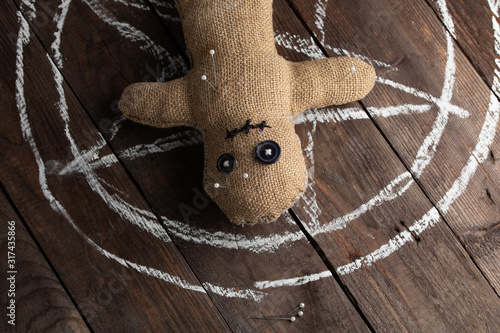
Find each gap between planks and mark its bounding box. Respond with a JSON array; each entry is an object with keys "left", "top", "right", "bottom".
[
  {"left": 7, "top": 0, "right": 232, "bottom": 325},
  {"left": 0, "top": 182, "right": 94, "bottom": 332},
  {"left": 282, "top": 0, "right": 500, "bottom": 297}
]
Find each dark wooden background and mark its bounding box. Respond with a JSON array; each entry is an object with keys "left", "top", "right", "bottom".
[{"left": 1, "top": 0, "right": 499, "bottom": 332}]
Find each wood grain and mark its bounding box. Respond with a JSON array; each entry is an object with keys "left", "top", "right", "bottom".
[
  {"left": 285, "top": 0, "right": 500, "bottom": 331},
  {"left": 0, "top": 189, "right": 90, "bottom": 332},
  {"left": 8, "top": 0, "right": 371, "bottom": 331},
  {"left": 1, "top": 0, "right": 230, "bottom": 331},
  {"left": 1, "top": 0, "right": 499, "bottom": 331},
  {"left": 425, "top": 0, "right": 500, "bottom": 295}
]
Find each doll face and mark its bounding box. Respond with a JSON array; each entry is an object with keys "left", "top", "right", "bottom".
[
  {"left": 203, "top": 117, "right": 308, "bottom": 225},
  {"left": 119, "top": 0, "right": 375, "bottom": 226},
  {"left": 196, "top": 54, "right": 309, "bottom": 225}
]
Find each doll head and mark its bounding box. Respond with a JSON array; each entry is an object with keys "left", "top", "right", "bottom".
[
  {"left": 202, "top": 117, "right": 308, "bottom": 224},
  {"left": 118, "top": 0, "right": 376, "bottom": 225}
]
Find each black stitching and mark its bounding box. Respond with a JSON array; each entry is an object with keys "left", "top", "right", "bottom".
[{"left": 225, "top": 119, "right": 271, "bottom": 140}]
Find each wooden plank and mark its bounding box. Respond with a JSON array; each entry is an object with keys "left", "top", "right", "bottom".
[
  {"left": 291, "top": 0, "right": 500, "bottom": 294},
  {"left": 426, "top": 0, "right": 497, "bottom": 88},
  {"left": 282, "top": 0, "right": 500, "bottom": 331},
  {"left": 0, "top": 189, "right": 89, "bottom": 332},
  {"left": 149, "top": 0, "right": 186, "bottom": 51},
  {"left": 0, "top": 0, "right": 230, "bottom": 331},
  {"left": 425, "top": 0, "right": 500, "bottom": 294},
  {"left": 9, "top": 0, "right": 372, "bottom": 331}
]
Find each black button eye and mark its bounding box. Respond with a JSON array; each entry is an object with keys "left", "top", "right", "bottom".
[
  {"left": 217, "top": 153, "right": 236, "bottom": 174},
  {"left": 255, "top": 140, "right": 281, "bottom": 164}
]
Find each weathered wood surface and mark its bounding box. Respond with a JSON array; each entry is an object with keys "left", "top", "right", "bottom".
[
  {"left": 290, "top": 0, "right": 500, "bottom": 292},
  {"left": 4, "top": 0, "right": 371, "bottom": 331},
  {"left": 0, "top": 0, "right": 230, "bottom": 331},
  {"left": 286, "top": 0, "right": 500, "bottom": 330},
  {"left": 1, "top": 0, "right": 499, "bottom": 331},
  {"left": 0, "top": 189, "right": 90, "bottom": 332},
  {"left": 425, "top": 0, "right": 500, "bottom": 294}
]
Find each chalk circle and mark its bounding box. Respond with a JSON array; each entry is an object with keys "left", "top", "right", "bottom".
[{"left": 18, "top": 0, "right": 499, "bottom": 300}]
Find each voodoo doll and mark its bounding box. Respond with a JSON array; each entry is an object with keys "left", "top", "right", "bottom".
[{"left": 119, "top": 0, "right": 376, "bottom": 225}]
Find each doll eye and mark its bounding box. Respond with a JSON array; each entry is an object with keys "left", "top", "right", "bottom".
[
  {"left": 217, "top": 153, "right": 236, "bottom": 174},
  {"left": 255, "top": 140, "right": 281, "bottom": 164}
]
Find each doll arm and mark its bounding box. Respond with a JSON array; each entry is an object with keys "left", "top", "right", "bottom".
[
  {"left": 289, "top": 57, "right": 376, "bottom": 118},
  {"left": 118, "top": 77, "right": 194, "bottom": 128}
]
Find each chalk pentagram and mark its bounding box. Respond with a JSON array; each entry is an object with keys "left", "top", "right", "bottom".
[{"left": 15, "top": 0, "right": 500, "bottom": 300}]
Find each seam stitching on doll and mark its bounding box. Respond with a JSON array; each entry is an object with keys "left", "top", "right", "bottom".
[{"left": 225, "top": 119, "right": 271, "bottom": 140}]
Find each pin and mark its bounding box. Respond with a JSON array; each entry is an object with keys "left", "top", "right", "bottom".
[
  {"left": 257, "top": 314, "right": 298, "bottom": 319},
  {"left": 268, "top": 304, "right": 304, "bottom": 326},
  {"left": 270, "top": 316, "right": 296, "bottom": 322},
  {"left": 243, "top": 173, "right": 249, "bottom": 179},
  {"left": 270, "top": 303, "right": 305, "bottom": 321},
  {"left": 251, "top": 316, "right": 296, "bottom": 321},
  {"left": 210, "top": 49, "right": 217, "bottom": 83},
  {"left": 214, "top": 183, "right": 227, "bottom": 189},
  {"left": 337, "top": 65, "right": 357, "bottom": 82},
  {"left": 251, "top": 303, "right": 305, "bottom": 325},
  {"left": 201, "top": 75, "right": 217, "bottom": 91}
]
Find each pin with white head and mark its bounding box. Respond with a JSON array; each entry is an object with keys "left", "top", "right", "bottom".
[
  {"left": 214, "top": 182, "right": 227, "bottom": 189},
  {"left": 243, "top": 173, "right": 249, "bottom": 179},
  {"left": 251, "top": 302, "right": 305, "bottom": 325},
  {"left": 268, "top": 303, "right": 304, "bottom": 325},
  {"left": 283, "top": 303, "right": 305, "bottom": 317},
  {"left": 210, "top": 49, "right": 217, "bottom": 83},
  {"left": 339, "top": 65, "right": 357, "bottom": 82},
  {"left": 201, "top": 75, "right": 217, "bottom": 91}
]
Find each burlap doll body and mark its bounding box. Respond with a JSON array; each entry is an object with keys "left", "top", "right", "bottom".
[{"left": 119, "top": 0, "right": 376, "bottom": 225}]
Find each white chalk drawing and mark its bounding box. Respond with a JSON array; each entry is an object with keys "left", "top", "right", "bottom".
[{"left": 14, "top": 0, "right": 499, "bottom": 302}]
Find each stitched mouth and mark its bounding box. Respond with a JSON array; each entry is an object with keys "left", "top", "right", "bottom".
[{"left": 225, "top": 119, "right": 271, "bottom": 140}]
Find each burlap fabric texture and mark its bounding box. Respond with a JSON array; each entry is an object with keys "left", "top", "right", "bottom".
[{"left": 119, "top": 0, "right": 376, "bottom": 225}]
